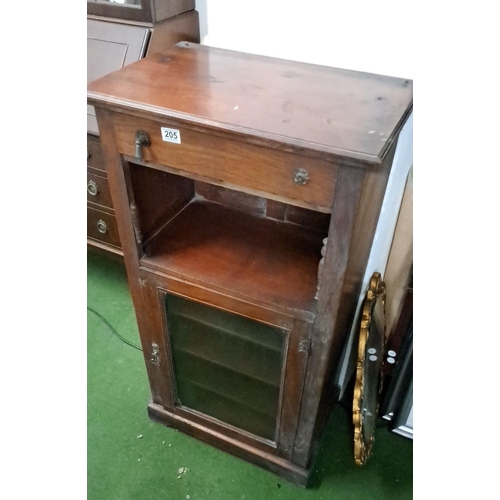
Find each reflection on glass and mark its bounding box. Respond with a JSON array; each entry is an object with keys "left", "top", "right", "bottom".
[
  {"left": 165, "top": 293, "right": 286, "bottom": 441},
  {"left": 88, "top": 0, "right": 141, "bottom": 7}
]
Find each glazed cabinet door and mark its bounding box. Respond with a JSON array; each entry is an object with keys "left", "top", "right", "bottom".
[{"left": 138, "top": 270, "right": 311, "bottom": 460}]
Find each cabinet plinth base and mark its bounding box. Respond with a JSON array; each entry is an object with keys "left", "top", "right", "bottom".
[{"left": 147, "top": 402, "right": 310, "bottom": 487}]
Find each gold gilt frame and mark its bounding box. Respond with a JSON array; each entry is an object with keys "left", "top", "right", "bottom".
[{"left": 353, "top": 272, "right": 386, "bottom": 465}]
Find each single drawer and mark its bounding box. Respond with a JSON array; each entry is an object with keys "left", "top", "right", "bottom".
[
  {"left": 113, "top": 115, "right": 337, "bottom": 213},
  {"left": 87, "top": 172, "right": 113, "bottom": 209},
  {"left": 87, "top": 207, "right": 121, "bottom": 248},
  {"left": 87, "top": 135, "right": 106, "bottom": 173}
]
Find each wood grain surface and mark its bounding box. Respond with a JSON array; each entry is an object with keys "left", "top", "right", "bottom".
[{"left": 88, "top": 42, "right": 413, "bottom": 163}]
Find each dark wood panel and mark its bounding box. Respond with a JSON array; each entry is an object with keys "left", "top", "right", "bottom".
[
  {"left": 129, "top": 162, "right": 194, "bottom": 244},
  {"left": 194, "top": 183, "right": 330, "bottom": 233},
  {"left": 194, "top": 182, "right": 266, "bottom": 217},
  {"left": 277, "top": 319, "right": 311, "bottom": 459},
  {"left": 88, "top": 42, "right": 413, "bottom": 163},
  {"left": 266, "top": 199, "right": 286, "bottom": 221},
  {"left": 285, "top": 205, "right": 331, "bottom": 234},
  {"left": 266, "top": 200, "right": 331, "bottom": 234},
  {"left": 138, "top": 267, "right": 300, "bottom": 329}
]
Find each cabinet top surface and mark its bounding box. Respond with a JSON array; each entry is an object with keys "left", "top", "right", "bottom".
[{"left": 87, "top": 43, "right": 413, "bottom": 163}]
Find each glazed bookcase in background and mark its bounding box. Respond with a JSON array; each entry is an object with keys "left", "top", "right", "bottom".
[{"left": 87, "top": 0, "right": 199, "bottom": 255}]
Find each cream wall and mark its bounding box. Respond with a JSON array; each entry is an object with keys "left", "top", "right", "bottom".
[{"left": 195, "top": 0, "right": 412, "bottom": 79}]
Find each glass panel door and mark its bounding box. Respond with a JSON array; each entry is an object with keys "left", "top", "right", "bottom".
[{"left": 165, "top": 293, "right": 287, "bottom": 441}]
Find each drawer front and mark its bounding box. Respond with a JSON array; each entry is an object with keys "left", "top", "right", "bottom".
[
  {"left": 113, "top": 115, "right": 337, "bottom": 213},
  {"left": 87, "top": 207, "right": 121, "bottom": 248},
  {"left": 87, "top": 136, "right": 106, "bottom": 173},
  {"left": 87, "top": 172, "right": 113, "bottom": 209}
]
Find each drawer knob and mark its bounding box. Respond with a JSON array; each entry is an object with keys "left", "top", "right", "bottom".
[
  {"left": 293, "top": 168, "right": 309, "bottom": 185},
  {"left": 87, "top": 179, "right": 100, "bottom": 196},
  {"left": 87, "top": 147, "right": 92, "bottom": 160},
  {"left": 135, "top": 130, "right": 150, "bottom": 161},
  {"left": 97, "top": 219, "right": 108, "bottom": 234}
]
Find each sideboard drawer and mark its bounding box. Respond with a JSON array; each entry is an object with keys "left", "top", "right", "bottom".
[
  {"left": 87, "top": 207, "right": 121, "bottom": 248},
  {"left": 87, "top": 137, "right": 106, "bottom": 173},
  {"left": 87, "top": 172, "right": 113, "bottom": 209},
  {"left": 113, "top": 115, "right": 338, "bottom": 213}
]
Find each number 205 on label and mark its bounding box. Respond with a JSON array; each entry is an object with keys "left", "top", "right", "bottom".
[{"left": 161, "top": 127, "right": 181, "bottom": 144}]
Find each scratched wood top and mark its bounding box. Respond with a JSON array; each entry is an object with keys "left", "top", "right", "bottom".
[{"left": 87, "top": 42, "right": 413, "bottom": 164}]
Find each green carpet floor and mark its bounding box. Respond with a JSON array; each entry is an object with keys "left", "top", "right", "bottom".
[{"left": 87, "top": 251, "right": 412, "bottom": 500}]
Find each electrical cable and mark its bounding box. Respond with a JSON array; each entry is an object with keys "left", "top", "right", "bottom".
[{"left": 87, "top": 306, "right": 143, "bottom": 351}]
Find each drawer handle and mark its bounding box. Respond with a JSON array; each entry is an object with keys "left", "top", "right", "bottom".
[
  {"left": 135, "top": 130, "right": 150, "bottom": 161},
  {"left": 293, "top": 168, "right": 309, "bottom": 185},
  {"left": 87, "top": 147, "right": 92, "bottom": 160},
  {"left": 87, "top": 179, "right": 100, "bottom": 196},
  {"left": 97, "top": 219, "right": 108, "bottom": 234}
]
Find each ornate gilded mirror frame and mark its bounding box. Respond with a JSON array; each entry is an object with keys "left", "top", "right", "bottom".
[{"left": 353, "top": 272, "right": 386, "bottom": 465}]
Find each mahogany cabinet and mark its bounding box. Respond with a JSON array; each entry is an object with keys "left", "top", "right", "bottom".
[
  {"left": 87, "top": 1, "right": 199, "bottom": 255},
  {"left": 87, "top": 42, "right": 413, "bottom": 485}
]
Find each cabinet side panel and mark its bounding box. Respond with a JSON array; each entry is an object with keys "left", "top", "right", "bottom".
[
  {"left": 314, "top": 141, "right": 397, "bottom": 437},
  {"left": 291, "top": 166, "right": 364, "bottom": 468},
  {"left": 152, "top": 0, "right": 196, "bottom": 23},
  {"left": 95, "top": 108, "right": 174, "bottom": 407},
  {"left": 336, "top": 113, "right": 413, "bottom": 395},
  {"left": 292, "top": 142, "right": 395, "bottom": 468},
  {"left": 129, "top": 163, "right": 194, "bottom": 245},
  {"left": 147, "top": 10, "right": 200, "bottom": 55}
]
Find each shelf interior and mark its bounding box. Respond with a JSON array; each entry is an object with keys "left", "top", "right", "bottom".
[{"left": 141, "top": 199, "right": 325, "bottom": 315}]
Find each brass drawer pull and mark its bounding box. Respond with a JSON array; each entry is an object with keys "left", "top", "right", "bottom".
[
  {"left": 87, "top": 147, "right": 92, "bottom": 160},
  {"left": 87, "top": 179, "right": 100, "bottom": 196},
  {"left": 135, "top": 130, "right": 150, "bottom": 161},
  {"left": 97, "top": 219, "right": 108, "bottom": 234},
  {"left": 293, "top": 168, "right": 309, "bottom": 185}
]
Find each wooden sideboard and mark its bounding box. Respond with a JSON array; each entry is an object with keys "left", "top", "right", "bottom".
[
  {"left": 87, "top": 42, "right": 413, "bottom": 485},
  {"left": 87, "top": 0, "right": 199, "bottom": 255}
]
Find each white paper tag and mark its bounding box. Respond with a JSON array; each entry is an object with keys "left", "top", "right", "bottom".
[{"left": 161, "top": 127, "right": 181, "bottom": 144}]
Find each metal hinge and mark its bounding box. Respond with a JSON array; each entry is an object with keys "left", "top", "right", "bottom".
[
  {"left": 151, "top": 343, "right": 160, "bottom": 366},
  {"left": 298, "top": 338, "right": 311, "bottom": 354}
]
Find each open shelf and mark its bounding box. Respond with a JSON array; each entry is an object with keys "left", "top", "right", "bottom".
[{"left": 140, "top": 200, "right": 324, "bottom": 315}]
